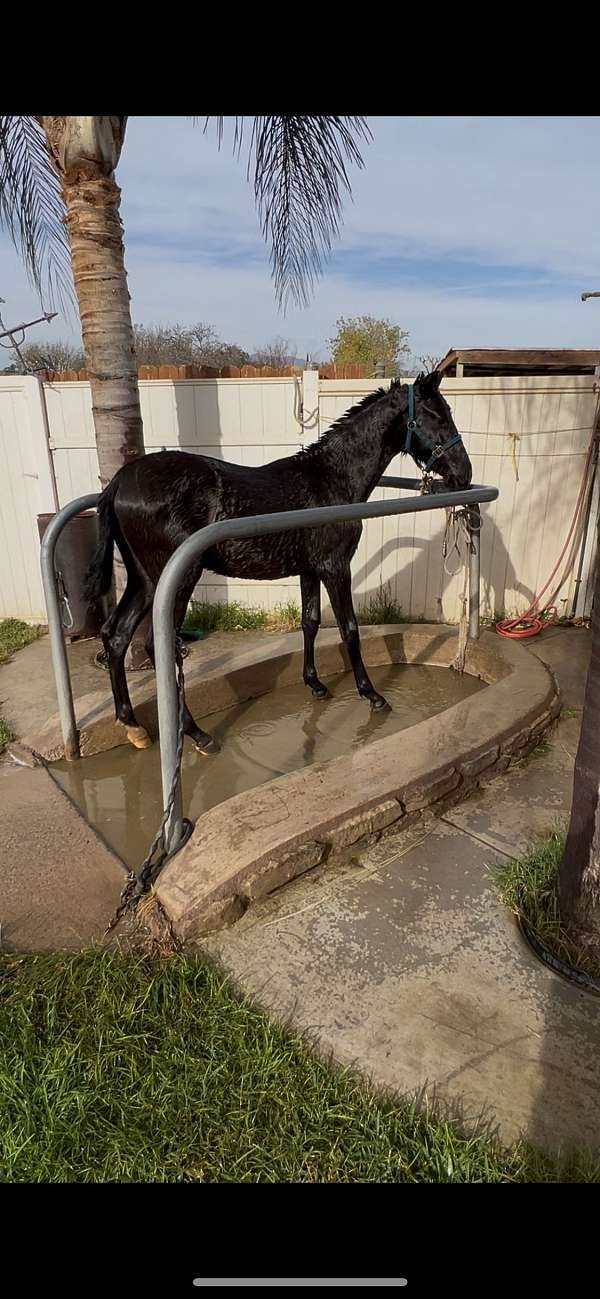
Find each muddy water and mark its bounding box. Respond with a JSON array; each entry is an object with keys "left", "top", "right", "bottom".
[{"left": 53, "top": 664, "right": 484, "bottom": 869}]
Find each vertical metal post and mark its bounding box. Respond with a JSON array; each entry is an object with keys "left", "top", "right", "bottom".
[
  {"left": 153, "top": 557, "right": 186, "bottom": 854},
  {"left": 39, "top": 493, "right": 99, "bottom": 759},
  {"left": 468, "top": 506, "right": 481, "bottom": 640}
]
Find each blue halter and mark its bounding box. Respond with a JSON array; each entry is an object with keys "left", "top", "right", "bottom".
[{"left": 405, "top": 383, "right": 463, "bottom": 473}]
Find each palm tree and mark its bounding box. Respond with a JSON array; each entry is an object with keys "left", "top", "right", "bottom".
[{"left": 0, "top": 114, "right": 370, "bottom": 661}]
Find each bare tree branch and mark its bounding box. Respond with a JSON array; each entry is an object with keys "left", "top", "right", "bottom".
[{"left": 251, "top": 336, "right": 293, "bottom": 368}]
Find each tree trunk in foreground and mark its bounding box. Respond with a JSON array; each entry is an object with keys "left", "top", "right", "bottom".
[
  {"left": 559, "top": 520, "right": 600, "bottom": 949},
  {"left": 40, "top": 117, "right": 149, "bottom": 667}
]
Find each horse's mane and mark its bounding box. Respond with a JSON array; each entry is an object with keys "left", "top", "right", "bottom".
[{"left": 301, "top": 384, "right": 397, "bottom": 458}]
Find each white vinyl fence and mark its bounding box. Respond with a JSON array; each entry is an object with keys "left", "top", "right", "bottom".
[{"left": 0, "top": 370, "right": 598, "bottom": 627}]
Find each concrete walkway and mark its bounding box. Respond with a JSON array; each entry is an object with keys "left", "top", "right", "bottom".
[
  {"left": 0, "top": 760, "right": 126, "bottom": 950},
  {"left": 200, "top": 628, "right": 600, "bottom": 1151},
  {"left": 1, "top": 625, "right": 599, "bottom": 1151},
  {"left": 0, "top": 629, "right": 273, "bottom": 950}
]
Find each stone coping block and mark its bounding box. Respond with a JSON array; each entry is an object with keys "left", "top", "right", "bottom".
[{"left": 143, "top": 628, "right": 560, "bottom": 943}]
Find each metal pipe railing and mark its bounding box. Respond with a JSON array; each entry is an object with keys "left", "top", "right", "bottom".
[
  {"left": 152, "top": 482, "right": 498, "bottom": 852},
  {"left": 39, "top": 481, "right": 498, "bottom": 853},
  {"left": 40, "top": 492, "right": 100, "bottom": 759}
]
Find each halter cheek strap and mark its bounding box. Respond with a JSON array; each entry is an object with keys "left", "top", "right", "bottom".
[{"left": 404, "top": 383, "right": 463, "bottom": 471}]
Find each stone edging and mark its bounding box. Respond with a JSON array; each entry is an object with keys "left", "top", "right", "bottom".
[{"left": 150, "top": 628, "right": 559, "bottom": 943}]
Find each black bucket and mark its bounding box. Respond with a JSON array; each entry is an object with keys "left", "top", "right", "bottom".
[{"left": 37, "top": 510, "right": 111, "bottom": 639}]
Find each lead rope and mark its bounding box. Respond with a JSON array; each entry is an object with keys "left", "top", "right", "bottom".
[
  {"left": 104, "top": 643, "right": 193, "bottom": 938},
  {"left": 441, "top": 506, "right": 482, "bottom": 674}
]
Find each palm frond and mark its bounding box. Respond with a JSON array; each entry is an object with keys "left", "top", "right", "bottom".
[
  {"left": 0, "top": 115, "right": 72, "bottom": 309},
  {"left": 197, "top": 115, "right": 244, "bottom": 154},
  {"left": 201, "top": 115, "right": 371, "bottom": 310}
]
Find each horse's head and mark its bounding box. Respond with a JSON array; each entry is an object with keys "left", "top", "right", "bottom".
[{"left": 392, "top": 371, "right": 472, "bottom": 489}]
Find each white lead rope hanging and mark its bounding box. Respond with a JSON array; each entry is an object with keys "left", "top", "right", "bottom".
[{"left": 441, "top": 505, "right": 482, "bottom": 674}]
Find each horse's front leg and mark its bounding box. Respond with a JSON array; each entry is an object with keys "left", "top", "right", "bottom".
[
  {"left": 322, "top": 567, "right": 388, "bottom": 710},
  {"left": 300, "top": 571, "right": 329, "bottom": 698}
]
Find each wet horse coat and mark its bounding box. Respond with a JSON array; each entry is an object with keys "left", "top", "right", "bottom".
[{"left": 84, "top": 371, "right": 472, "bottom": 752}]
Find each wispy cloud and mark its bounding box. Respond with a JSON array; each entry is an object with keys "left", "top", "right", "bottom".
[{"left": 1, "top": 115, "right": 599, "bottom": 360}]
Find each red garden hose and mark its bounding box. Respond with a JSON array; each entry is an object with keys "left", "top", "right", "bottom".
[{"left": 496, "top": 430, "right": 596, "bottom": 640}]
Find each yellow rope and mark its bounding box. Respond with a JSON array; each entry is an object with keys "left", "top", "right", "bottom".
[{"left": 508, "top": 431, "right": 521, "bottom": 481}]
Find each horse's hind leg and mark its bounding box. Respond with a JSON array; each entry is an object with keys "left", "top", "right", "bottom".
[
  {"left": 300, "top": 572, "right": 329, "bottom": 699},
  {"left": 143, "top": 584, "right": 219, "bottom": 757},
  {"left": 101, "top": 574, "right": 154, "bottom": 749}
]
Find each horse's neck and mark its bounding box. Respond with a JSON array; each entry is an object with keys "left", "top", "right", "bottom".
[{"left": 319, "top": 404, "right": 402, "bottom": 502}]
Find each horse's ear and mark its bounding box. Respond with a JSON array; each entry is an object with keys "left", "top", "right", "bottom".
[
  {"left": 414, "top": 369, "right": 441, "bottom": 401},
  {"left": 419, "top": 368, "right": 441, "bottom": 393}
]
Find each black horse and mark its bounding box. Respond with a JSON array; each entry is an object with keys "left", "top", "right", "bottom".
[{"left": 84, "top": 370, "right": 472, "bottom": 753}]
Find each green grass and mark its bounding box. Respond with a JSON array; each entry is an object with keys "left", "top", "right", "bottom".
[
  {"left": 0, "top": 618, "right": 43, "bottom": 751},
  {"left": 0, "top": 948, "right": 597, "bottom": 1183},
  {"left": 184, "top": 599, "right": 301, "bottom": 635},
  {"left": 0, "top": 717, "right": 15, "bottom": 753},
  {"left": 357, "top": 584, "right": 408, "bottom": 625},
  {"left": 184, "top": 589, "right": 431, "bottom": 636},
  {"left": 357, "top": 583, "right": 430, "bottom": 625},
  {"left": 494, "top": 829, "right": 600, "bottom": 983},
  {"left": 518, "top": 739, "right": 551, "bottom": 765},
  {"left": 0, "top": 617, "right": 43, "bottom": 666}
]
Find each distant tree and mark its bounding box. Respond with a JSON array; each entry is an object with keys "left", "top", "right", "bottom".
[
  {"left": 9, "top": 337, "right": 85, "bottom": 373},
  {"left": 328, "top": 315, "right": 410, "bottom": 376},
  {"left": 132, "top": 322, "right": 250, "bottom": 369},
  {"left": 417, "top": 353, "right": 442, "bottom": 373},
  {"left": 202, "top": 339, "right": 250, "bottom": 370},
  {"left": 7, "top": 325, "right": 250, "bottom": 373},
  {"left": 251, "top": 336, "right": 292, "bottom": 368}
]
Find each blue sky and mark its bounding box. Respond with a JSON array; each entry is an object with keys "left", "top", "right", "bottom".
[{"left": 1, "top": 115, "right": 600, "bottom": 361}]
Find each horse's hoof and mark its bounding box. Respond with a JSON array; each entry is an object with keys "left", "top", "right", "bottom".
[
  {"left": 194, "top": 736, "right": 220, "bottom": 756},
  {"left": 311, "top": 685, "right": 329, "bottom": 699},
  {"left": 369, "top": 694, "right": 389, "bottom": 711},
  {"left": 126, "top": 725, "right": 153, "bottom": 749}
]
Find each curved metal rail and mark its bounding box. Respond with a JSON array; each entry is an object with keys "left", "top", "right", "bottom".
[{"left": 40, "top": 479, "right": 498, "bottom": 853}]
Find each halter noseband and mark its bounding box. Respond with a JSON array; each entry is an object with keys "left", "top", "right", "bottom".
[{"left": 405, "top": 383, "right": 463, "bottom": 473}]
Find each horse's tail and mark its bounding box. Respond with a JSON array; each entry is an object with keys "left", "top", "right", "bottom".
[{"left": 83, "top": 476, "right": 119, "bottom": 603}]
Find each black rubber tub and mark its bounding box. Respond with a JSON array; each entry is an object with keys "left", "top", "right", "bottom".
[{"left": 37, "top": 509, "right": 111, "bottom": 639}]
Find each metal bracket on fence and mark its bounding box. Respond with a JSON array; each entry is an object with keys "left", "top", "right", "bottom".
[{"left": 56, "top": 571, "right": 74, "bottom": 631}]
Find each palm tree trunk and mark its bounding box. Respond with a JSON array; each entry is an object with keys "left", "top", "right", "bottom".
[
  {"left": 64, "top": 168, "right": 143, "bottom": 484},
  {"left": 559, "top": 520, "right": 600, "bottom": 949},
  {"left": 40, "top": 117, "right": 149, "bottom": 667}
]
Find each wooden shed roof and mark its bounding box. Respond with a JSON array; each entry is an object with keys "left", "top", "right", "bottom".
[{"left": 437, "top": 348, "right": 600, "bottom": 377}]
